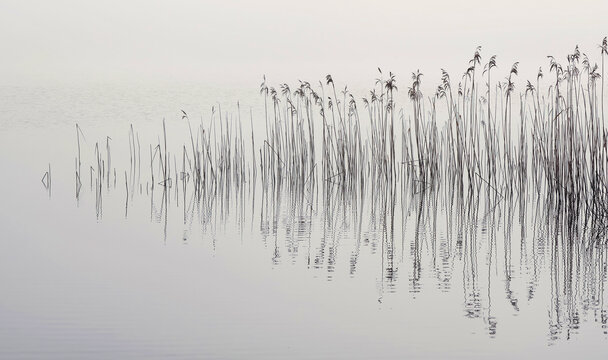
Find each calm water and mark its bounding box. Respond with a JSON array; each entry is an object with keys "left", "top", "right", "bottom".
[{"left": 1, "top": 82, "right": 607, "bottom": 359}]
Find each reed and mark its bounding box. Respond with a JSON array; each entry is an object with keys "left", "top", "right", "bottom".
[{"left": 62, "top": 38, "right": 608, "bottom": 232}]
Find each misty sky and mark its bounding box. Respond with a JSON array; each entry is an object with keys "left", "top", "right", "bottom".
[{"left": 1, "top": 0, "right": 607, "bottom": 86}]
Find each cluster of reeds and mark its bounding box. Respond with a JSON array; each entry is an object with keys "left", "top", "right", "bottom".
[
  {"left": 58, "top": 39, "right": 608, "bottom": 338},
  {"left": 61, "top": 38, "right": 608, "bottom": 231}
]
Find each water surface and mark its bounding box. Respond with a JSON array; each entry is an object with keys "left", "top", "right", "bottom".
[{"left": 1, "top": 82, "right": 607, "bottom": 359}]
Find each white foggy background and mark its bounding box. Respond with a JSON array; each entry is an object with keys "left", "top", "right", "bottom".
[
  {"left": 1, "top": 2, "right": 608, "bottom": 359},
  {"left": 1, "top": 0, "right": 607, "bottom": 88}
]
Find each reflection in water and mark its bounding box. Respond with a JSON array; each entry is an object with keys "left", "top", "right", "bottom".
[
  {"left": 51, "top": 46, "right": 608, "bottom": 346},
  {"left": 74, "top": 145, "right": 608, "bottom": 344}
]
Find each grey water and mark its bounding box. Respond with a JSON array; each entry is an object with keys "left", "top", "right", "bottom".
[{"left": 1, "top": 82, "right": 607, "bottom": 360}]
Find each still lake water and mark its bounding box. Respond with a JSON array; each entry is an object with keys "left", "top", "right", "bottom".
[{"left": 1, "top": 82, "right": 607, "bottom": 359}]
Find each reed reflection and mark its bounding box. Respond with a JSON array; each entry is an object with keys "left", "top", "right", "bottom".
[{"left": 54, "top": 42, "right": 608, "bottom": 343}]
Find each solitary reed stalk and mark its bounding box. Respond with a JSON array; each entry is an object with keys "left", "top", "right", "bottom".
[
  {"left": 163, "top": 119, "right": 168, "bottom": 185},
  {"left": 601, "top": 37, "right": 607, "bottom": 125},
  {"left": 106, "top": 136, "right": 112, "bottom": 189},
  {"left": 75, "top": 123, "right": 85, "bottom": 173},
  {"left": 41, "top": 164, "right": 52, "bottom": 196}
]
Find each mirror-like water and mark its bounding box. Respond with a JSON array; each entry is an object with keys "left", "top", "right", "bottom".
[{"left": 1, "top": 79, "right": 607, "bottom": 359}]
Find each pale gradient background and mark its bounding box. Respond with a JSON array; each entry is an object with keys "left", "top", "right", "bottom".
[
  {"left": 1, "top": 0, "right": 607, "bottom": 87},
  {"left": 1, "top": 2, "right": 608, "bottom": 359}
]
